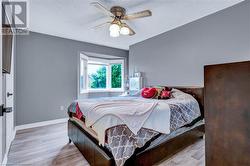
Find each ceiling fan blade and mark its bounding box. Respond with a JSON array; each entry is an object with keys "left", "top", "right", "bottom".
[
  {"left": 122, "top": 10, "right": 152, "bottom": 20},
  {"left": 90, "top": 2, "right": 114, "bottom": 17},
  {"left": 124, "top": 23, "right": 136, "bottom": 36},
  {"left": 92, "top": 22, "right": 111, "bottom": 29}
]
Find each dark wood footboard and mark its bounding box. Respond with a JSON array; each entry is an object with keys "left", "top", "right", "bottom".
[
  {"left": 68, "top": 119, "right": 204, "bottom": 166},
  {"left": 68, "top": 120, "right": 115, "bottom": 166}
]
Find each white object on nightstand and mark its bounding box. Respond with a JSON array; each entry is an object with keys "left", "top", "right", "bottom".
[{"left": 129, "top": 77, "right": 143, "bottom": 91}]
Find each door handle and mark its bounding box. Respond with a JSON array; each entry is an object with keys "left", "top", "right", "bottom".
[
  {"left": 3, "top": 107, "right": 12, "bottom": 113},
  {"left": 7, "top": 92, "right": 13, "bottom": 97},
  {"left": 0, "top": 105, "right": 12, "bottom": 116}
]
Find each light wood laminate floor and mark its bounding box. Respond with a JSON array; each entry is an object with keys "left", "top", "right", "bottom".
[{"left": 7, "top": 122, "right": 205, "bottom": 166}]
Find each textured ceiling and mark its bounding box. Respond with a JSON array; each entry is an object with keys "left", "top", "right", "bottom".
[{"left": 29, "top": 0, "right": 244, "bottom": 50}]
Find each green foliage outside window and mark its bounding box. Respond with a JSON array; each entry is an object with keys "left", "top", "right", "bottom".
[
  {"left": 89, "top": 66, "right": 107, "bottom": 88},
  {"left": 89, "top": 64, "right": 122, "bottom": 89},
  {"left": 111, "top": 64, "right": 122, "bottom": 88}
]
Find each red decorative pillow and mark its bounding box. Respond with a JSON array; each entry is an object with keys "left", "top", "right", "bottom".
[
  {"left": 160, "top": 90, "right": 171, "bottom": 99},
  {"left": 151, "top": 86, "right": 172, "bottom": 99},
  {"left": 141, "top": 88, "right": 157, "bottom": 98}
]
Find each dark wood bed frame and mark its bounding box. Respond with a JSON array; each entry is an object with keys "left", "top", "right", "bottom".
[{"left": 68, "top": 87, "right": 205, "bottom": 166}]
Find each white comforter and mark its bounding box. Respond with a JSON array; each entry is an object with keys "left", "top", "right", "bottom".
[
  {"left": 78, "top": 97, "right": 172, "bottom": 145},
  {"left": 76, "top": 89, "right": 200, "bottom": 145}
]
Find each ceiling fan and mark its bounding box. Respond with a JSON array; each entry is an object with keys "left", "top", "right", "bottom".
[{"left": 91, "top": 2, "right": 152, "bottom": 37}]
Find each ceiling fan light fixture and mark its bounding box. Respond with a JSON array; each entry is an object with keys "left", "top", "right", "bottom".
[
  {"left": 91, "top": 2, "right": 152, "bottom": 37},
  {"left": 109, "top": 23, "right": 120, "bottom": 33},
  {"left": 120, "top": 26, "right": 130, "bottom": 35},
  {"left": 110, "top": 30, "right": 120, "bottom": 37}
]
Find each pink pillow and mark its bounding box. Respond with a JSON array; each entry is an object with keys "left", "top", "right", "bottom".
[{"left": 160, "top": 90, "right": 171, "bottom": 99}]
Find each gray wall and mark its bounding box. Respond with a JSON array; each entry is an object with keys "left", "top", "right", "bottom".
[
  {"left": 16, "top": 32, "right": 128, "bottom": 125},
  {"left": 129, "top": 1, "right": 250, "bottom": 87}
]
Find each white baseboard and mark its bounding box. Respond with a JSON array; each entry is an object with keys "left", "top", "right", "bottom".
[{"left": 16, "top": 118, "right": 68, "bottom": 131}]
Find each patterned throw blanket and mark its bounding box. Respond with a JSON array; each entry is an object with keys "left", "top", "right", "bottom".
[
  {"left": 104, "top": 102, "right": 200, "bottom": 166},
  {"left": 68, "top": 89, "right": 201, "bottom": 166},
  {"left": 105, "top": 126, "right": 158, "bottom": 166}
]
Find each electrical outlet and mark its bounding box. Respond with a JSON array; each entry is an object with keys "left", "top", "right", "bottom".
[{"left": 60, "top": 106, "right": 64, "bottom": 111}]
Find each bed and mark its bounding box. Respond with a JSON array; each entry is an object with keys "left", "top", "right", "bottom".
[{"left": 68, "top": 87, "right": 204, "bottom": 166}]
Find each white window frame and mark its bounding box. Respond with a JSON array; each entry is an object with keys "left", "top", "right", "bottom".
[{"left": 78, "top": 54, "right": 125, "bottom": 94}]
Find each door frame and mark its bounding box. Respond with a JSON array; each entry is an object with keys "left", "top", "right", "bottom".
[
  {"left": 3, "top": 35, "right": 15, "bottom": 157},
  {"left": 0, "top": 24, "right": 16, "bottom": 165}
]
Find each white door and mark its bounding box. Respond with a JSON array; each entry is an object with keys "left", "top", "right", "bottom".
[
  {"left": 0, "top": 3, "right": 3, "bottom": 162},
  {"left": 0, "top": 35, "right": 15, "bottom": 163},
  {"left": 4, "top": 47, "right": 14, "bottom": 153}
]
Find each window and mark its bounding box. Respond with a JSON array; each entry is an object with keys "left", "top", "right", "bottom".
[
  {"left": 79, "top": 54, "right": 124, "bottom": 93},
  {"left": 88, "top": 64, "right": 107, "bottom": 89},
  {"left": 111, "top": 64, "right": 122, "bottom": 88}
]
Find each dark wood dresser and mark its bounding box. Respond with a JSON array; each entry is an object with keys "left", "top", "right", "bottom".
[{"left": 204, "top": 61, "right": 250, "bottom": 166}]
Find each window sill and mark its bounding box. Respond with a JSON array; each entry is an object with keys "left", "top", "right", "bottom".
[{"left": 80, "top": 89, "right": 124, "bottom": 94}]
